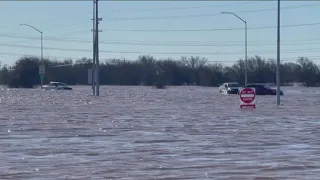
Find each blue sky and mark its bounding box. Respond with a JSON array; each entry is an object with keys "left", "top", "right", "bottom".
[{"left": 1, "top": 1, "right": 320, "bottom": 66}]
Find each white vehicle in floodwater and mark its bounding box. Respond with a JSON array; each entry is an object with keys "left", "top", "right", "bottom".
[
  {"left": 219, "top": 82, "right": 242, "bottom": 94},
  {"left": 41, "top": 82, "right": 73, "bottom": 90}
]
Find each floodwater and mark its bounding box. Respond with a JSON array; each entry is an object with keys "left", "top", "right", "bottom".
[{"left": 0, "top": 86, "right": 319, "bottom": 180}]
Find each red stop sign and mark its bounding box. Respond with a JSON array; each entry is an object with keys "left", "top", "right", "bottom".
[{"left": 240, "top": 88, "right": 256, "bottom": 104}]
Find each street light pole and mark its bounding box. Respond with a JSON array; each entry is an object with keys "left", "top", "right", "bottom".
[
  {"left": 244, "top": 22, "right": 247, "bottom": 86},
  {"left": 20, "top": 24, "right": 44, "bottom": 87},
  {"left": 221, "top": 12, "right": 248, "bottom": 86},
  {"left": 41, "top": 31, "right": 43, "bottom": 66},
  {"left": 276, "top": 0, "right": 281, "bottom": 105},
  {"left": 92, "top": 0, "right": 96, "bottom": 96}
]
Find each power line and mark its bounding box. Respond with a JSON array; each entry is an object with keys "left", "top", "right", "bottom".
[
  {"left": 104, "top": 22, "right": 320, "bottom": 32},
  {"left": 3, "top": 33, "right": 320, "bottom": 46},
  {"left": 4, "top": 2, "right": 312, "bottom": 39},
  {"left": 10, "top": 2, "right": 314, "bottom": 37},
  {"left": 2, "top": 52, "right": 320, "bottom": 64},
  {"left": 1, "top": 21, "right": 320, "bottom": 45},
  {"left": 0, "top": 51, "right": 310, "bottom": 60},
  {"left": 107, "top": 2, "right": 255, "bottom": 14},
  {"left": 1, "top": 42, "right": 320, "bottom": 55},
  {"left": 0, "top": 2, "right": 252, "bottom": 34},
  {"left": 104, "top": 3, "right": 320, "bottom": 21},
  {"left": 0, "top": 33, "right": 307, "bottom": 44},
  {"left": 0, "top": 52, "right": 85, "bottom": 60}
]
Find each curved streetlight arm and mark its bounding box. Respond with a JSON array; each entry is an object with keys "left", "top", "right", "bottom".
[
  {"left": 20, "top": 24, "right": 43, "bottom": 34},
  {"left": 221, "top": 12, "right": 246, "bottom": 24}
]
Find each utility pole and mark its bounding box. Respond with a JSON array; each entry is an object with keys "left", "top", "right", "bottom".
[
  {"left": 91, "top": 0, "right": 96, "bottom": 96},
  {"left": 276, "top": 0, "right": 281, "bottom": 105},
  {"left": 94, "top": 0, "right": 102, "bottom": 96}
]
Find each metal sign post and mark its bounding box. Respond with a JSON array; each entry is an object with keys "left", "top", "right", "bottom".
[{"left": 39, "top": 64, "right": 45, "bottom": 87}]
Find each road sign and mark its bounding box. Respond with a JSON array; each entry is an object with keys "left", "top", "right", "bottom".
[
  {"left": 39, "top": 64, "right": 45, "bottom": 75},
  {"left": 239, "top": 87, "right": 256, "bottom": 108},
  {"left": 40, "top": 74, "right": 44, "bottom": 80},
  {"left": 88, "top": 69, "right": 93, "bottom": 84}
]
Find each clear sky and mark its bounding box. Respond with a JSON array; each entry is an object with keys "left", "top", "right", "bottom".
[{"left": 1, "top": 0, "right": 320, "bottom": 66}]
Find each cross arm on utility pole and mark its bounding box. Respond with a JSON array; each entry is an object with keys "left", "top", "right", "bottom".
[{"left": 91, "top": 29, "right": 102, "bottom": 32}]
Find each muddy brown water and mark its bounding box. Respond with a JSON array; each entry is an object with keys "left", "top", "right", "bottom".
[{"left": 0, "top": 86, "right": 319, "bottom": 180}]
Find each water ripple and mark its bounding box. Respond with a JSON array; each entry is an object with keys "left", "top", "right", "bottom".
[{"left": 0, "top": 86, "right": 319, "bottom": 179}]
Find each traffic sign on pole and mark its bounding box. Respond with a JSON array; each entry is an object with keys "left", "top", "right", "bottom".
[
  {"left": 39, "top": 65, "right": 45, "bottom": 87},
  {"left": 39, "top": 64, "right": 45, "bottom": 75},
  {"left": 88, "top": 69, "right": 93, "bottom": 84},
  {"left": 40, "top": 74, "right": 44, "bottom": 80},
  {"left": 239, "top": 87, "right": 256, "bottom": 108}
]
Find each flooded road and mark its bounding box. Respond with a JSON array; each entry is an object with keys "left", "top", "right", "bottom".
[{"left": 0, "top": 86, "right": 319, "bottom": 179}]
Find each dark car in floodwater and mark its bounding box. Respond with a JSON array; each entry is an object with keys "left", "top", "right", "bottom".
[
  {"left": 241, "top": 84, "right": 284, "bottom": 95},
  {"left": 219, "top": 82, "right": 242, "bottom": 94}
]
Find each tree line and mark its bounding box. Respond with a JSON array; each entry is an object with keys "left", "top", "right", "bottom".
[{"left": 0, "top": 55, "right": 319, "bottom": 88}]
